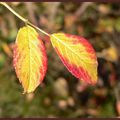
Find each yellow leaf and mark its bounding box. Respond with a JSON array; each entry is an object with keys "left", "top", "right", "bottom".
[
  {"left": 102, "top": 45, "right": 118, "bottom": 62},
  {"left": 50, "top": 33, "right": 98, "bottom": 84},
  {"left": 13, "top": 25, "right": 47, "bottom": 93}
]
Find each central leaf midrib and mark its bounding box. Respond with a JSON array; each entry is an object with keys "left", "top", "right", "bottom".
[{"left": 27, "top": 26, "right": 31, "bottom": 90}]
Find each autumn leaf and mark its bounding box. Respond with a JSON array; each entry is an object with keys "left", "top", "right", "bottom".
[
  {"left": 100, "top": 44, "right": 118, "bottom": 62},
  {"left": 13, "top": 25, "right": 47, "bottom": 93},
  {"left": 50, "top": 33, "right": 98, "bottom": 84}
]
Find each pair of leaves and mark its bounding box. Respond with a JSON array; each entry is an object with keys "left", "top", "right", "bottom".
[{"left": 13, "top": 25, "right": 98, "bottom": 93}]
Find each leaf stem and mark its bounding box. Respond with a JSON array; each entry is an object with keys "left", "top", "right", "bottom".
[{"left": 0, "top": 2, "right": 50, "bottom": 37}]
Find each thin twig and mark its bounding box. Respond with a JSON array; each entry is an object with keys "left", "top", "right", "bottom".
[
  {"left": 47, "top": 2, "right": 61, "bottom": 31},
  {"left": 25, "top": 2, "right": 38, "bottom": 26},
  {"left": 74, "top": 2, "right": 94, "bottom": 19},
  {"left": 63, "top": 2, "right": 94, "bottom": 28},
  {"left": 0, "top": 2, "right": 50, "bottom": 37}
]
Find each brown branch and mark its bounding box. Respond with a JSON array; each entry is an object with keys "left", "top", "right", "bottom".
[
  {"left": 24, "top": 2, "right": 38, "bottom": 26},
  {"left": 47, "top": 2, "right": 61, "bottom": 31},
  {"left": 74, "top": 2, "right": 94, "bottom": 20}
]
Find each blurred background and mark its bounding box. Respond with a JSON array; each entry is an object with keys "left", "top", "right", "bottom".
[{"left": 0, "top": 2, "right": 120, "bottom": 118}]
